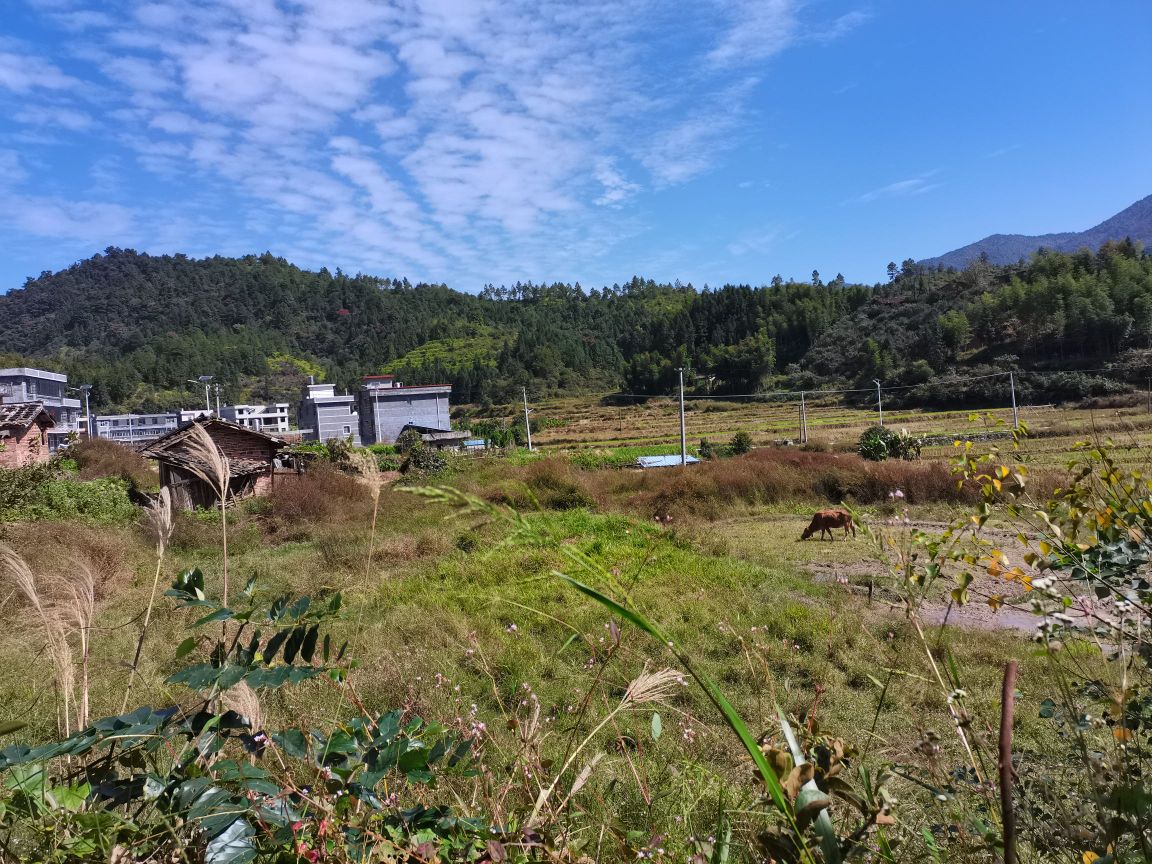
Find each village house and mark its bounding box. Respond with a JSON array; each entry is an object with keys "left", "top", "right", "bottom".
[
  {"left": 297, "top": 383, "right": 361, "bottom": 445},
  {"left": 358, "top": 375, "right": 453, "bottom": 445},
  {"left": 0, "top": 367, "right": 82, "bottom": 451},
  {"left": 140, "top": 417, "right": 285, "bottom": 510},
  {"left": 0, "top": 401, "right": 56, "bottom": 468}
]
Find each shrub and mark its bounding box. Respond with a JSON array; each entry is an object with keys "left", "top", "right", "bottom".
[
  {"left": 395, "top": 427, "right": 423, "bottom": 455},
  {"left": 0, "top": 466, "right": 136, "bottom": 524},
  {"left": 524, "top": 458, "right": 596, "bottom": 510},
  {"left": 403, "top": 443, "right": 448, "bottom": 474},
  {"left": 857, "top": 425, "right": 898, "bottom": 461},
  {"left": 68, "top": 438, "right": 157, "bottom": 490},
  {"left": 728, "top": 430, "right": 753, "bottom": 455},
  {"left": 263, "top": 466, "right": 374, "bottom": 539},
  {"left": 698, "top": 438, "right": 719, "bottom": 460}
]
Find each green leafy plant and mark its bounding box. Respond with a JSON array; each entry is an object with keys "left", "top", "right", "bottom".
[{"left": 0, "top": 570, "right": 482, "bottom": 863}]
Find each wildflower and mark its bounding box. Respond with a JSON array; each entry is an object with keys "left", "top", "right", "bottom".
[{"left": 505, "top": 622, "right": 519, "bottom": 634}]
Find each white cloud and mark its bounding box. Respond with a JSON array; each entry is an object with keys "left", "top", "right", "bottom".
[
  {"left": 13, "top": 105, "right": 93, "bottom": 130},
  {"left": 707, "top": 0, "right": 801, "bottom": 67},
  {"left": 0, "top": 50, "right": 81, "bottom": 93},
  {"left": 2, "top": 193, "right": 135, "bottom": 243},
  {"left": 5, "top": 0, "right": 868, "bottom": 283},
  {"left": 848, "top": 172, "right": 942, "bottom": 204}
]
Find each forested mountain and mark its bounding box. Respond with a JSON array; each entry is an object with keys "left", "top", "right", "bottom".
[
  {"left": 0, "top": 242, "right": 1150, "bottom": 413},
  {"left": 921, "top": 194, "right": 1152, "bottom": 269}
]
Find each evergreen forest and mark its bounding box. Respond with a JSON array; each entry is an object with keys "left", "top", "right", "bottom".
[{"left": 0, "top": 241, "right": 1149, "bottom": 412}]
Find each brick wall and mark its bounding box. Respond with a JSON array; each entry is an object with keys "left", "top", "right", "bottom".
[{"left": 0, "top": 424, "right": 51, "bottom": 468}]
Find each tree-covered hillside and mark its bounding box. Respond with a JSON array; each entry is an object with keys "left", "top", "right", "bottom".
[{"left": 0, "top": 242, "right": 1149, "bottom": 412}]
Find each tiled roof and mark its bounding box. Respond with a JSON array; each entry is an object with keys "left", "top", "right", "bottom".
[{"left": 0, "top": 401, "right": 55, "bottom": 430}]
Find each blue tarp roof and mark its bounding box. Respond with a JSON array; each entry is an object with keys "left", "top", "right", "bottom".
[{"left": 636, "top": 454, "right": 700, "bottom": 468}]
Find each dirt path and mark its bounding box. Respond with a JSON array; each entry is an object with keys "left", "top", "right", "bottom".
[{"left": 706, "top": 515, "right": 1052, "bottom": 634}]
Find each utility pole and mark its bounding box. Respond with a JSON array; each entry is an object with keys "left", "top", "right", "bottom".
[
  {"left": 1009, "top": 371, "right": 1020, "bottom": 431},
  {"left": 677, "top": 367, "right": 687, "bottom": 466},
  {"left": 214, "top": 382, "right": 222, "bottom": 416},
  {"left": 874, "top": 379, "right": 884, "bottom": 427},
  {"left": 522, "top": 387, "right": 533, "bottom": 452},
  {"left": 800, "top": 391, "right": 808, "bottom": 444}
]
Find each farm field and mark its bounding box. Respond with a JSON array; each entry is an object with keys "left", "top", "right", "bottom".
[{"left": 515, "top": 393, "right": 1152, "bottom": 468}]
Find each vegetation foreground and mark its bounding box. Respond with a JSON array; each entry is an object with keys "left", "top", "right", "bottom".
[{"left": 0, "top": 433, "right": 1149, "bottom": 862}]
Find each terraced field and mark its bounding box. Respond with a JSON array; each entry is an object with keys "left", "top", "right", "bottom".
[{"left": 516, "top": 394, "right": 1152, "bottom": 468}]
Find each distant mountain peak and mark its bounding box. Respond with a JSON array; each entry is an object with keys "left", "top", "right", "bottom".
[{"left": 920, "top": 194, "right": 1152, "bottom": 269}]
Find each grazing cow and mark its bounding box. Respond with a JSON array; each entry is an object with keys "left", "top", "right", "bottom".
[{"left": 801, "top": 509, "right": 855, "bottom": 541}]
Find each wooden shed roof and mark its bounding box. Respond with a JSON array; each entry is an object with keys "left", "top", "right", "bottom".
[
  {"left": 140, "top": 417, "right": 285, "bottom": 477},
  {"left": 0, "top": 401, "right": 56, "bottom": 432}
]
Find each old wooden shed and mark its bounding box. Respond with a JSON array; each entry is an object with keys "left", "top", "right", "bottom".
[{"left": 140, "top": 417, "right": 286, "bottom": 510}]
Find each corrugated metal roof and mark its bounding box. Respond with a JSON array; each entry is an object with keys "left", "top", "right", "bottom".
[{"left": 636, "top": 454, "right": 699, "bottom": 468}]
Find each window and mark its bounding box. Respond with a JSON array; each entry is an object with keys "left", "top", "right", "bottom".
[{"left": 342, "top": 425, "right": 352, "bottom": 435}]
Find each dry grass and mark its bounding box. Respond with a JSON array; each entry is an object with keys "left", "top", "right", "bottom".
[
  {"left": 262, "top": 466, "right": 376, "bottom": 540},
  {"left": 469, "top": 449, "right": 992, "bottom": 520},
  {"left": 70, "top": 438, "right": 157, "bottom": 490},
  {"left": 0, "top": 544, "right": 96, "bottom": 734}
]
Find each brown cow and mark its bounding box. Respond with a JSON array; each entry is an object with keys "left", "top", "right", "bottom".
[{"left": 801, "top": 509, "right": 855, "bottom": 541}]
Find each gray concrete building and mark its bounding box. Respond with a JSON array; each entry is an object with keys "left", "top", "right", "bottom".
[
  {"left": 358, "top": 375, "right": 452, "bottom": 445},
  {"left": 0, "top": 367, "right": 83, "bottom": 450},
  {"left": 297, "top": 383, "right": 360, "bottom": 445}
]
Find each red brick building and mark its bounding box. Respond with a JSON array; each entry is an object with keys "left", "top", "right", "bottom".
[
  {"left": 140, "top": 417, "right": 285, "bottom": 510},
  {"left": 0, "top": 402, "right": 56, "bottom": 468}
]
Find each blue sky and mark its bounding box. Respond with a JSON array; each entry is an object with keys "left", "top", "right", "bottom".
[{"left": 1, "top": 0, "right": 1150, "bottom": 293}]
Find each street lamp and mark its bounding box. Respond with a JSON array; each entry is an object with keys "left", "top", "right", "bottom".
[
  {"left": 68, "top": 384, "right": 93, "bottom": 439},
  {"left": 188, "top": 376, "right": 214, "bottom": 414},
  {"left": 873, "top": 379, "right": 884, "bottom": 427}
]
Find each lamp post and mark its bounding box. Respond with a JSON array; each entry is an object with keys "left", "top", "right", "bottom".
[
  {"left": 69, "top": 384, "right": 93, "bottom": 439},
  {"left": 188, "top": 376, "right": 214, "bottom": 414},
  {"left": 874, "top": 379, "right": 884, "bottom": 427}
]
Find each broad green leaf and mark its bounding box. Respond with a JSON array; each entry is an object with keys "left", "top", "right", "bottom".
[
  {"left": 204, "top": 817, "right": 256, "bottom": 864},
  {"left": 174, "top": 637, "right": 199, "bottom": 660},
  {"left": 650, "top": 712, "right": 662, "bottom": 741}
]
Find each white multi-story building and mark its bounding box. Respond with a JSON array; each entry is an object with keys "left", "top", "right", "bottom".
[
  {"left": 93, "top": 412, "right": 182, "bottom": 445},
  {"left": 220, "top": 403, "right": 291, "bottom": 434}
]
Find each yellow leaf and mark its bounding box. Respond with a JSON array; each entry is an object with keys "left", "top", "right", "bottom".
[
  {"left": 987, "top": 596, "right": 1003, "bottom": 611},
  {"left": 1039, "top": 541, "right": 1051, "bottom": 556},
  {"left": 1114, "top": 728, "right": 1133, "bottom": 743},
  {"left": 1021, "top": 574, "right": 1033, "bottom": 591},
  {"left": 1082, "top": 852, "right": 1100, "bottom": 864}
]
